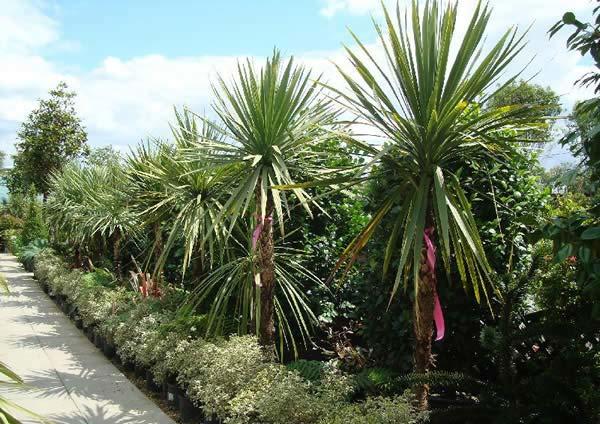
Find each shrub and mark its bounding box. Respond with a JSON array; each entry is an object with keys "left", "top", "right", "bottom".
[
  {"left": 113, "top": 303, "right": 166, "bottom": 364},
  {"left": 320, "top": 396, "right": 418, "bottom": 424},
  {"left": 229, "top": 364, "right": 319, "bottom": 424},
  {"left": 78, "top": 284, "right": 134, "bottom": 328},
  {"left": 148, "top": 331, "right": 190, "bottom": 384},
  {"left": 20, "top": 189, "right": 46, "bottom": 246},
  {"left": 186, "top": 335, "right": 268, "bottom": 417},
  {"left": 17, "top": 239, "right": 48, "bottom": 271}
]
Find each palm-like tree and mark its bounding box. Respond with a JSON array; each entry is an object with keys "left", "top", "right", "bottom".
[
  {"left": 0, "top": 361, "right": 50, "bottom": 423},
  {"left": 330, "top": 1, "right": 541, "bottom": 408},
  {"left": 196, "top": 50, "right": 337, "bottom": 348},
  {"left": 46, "top": 162, "right": 138, "bottom": 278},
  {"left": 127, "top": 109, "right": 232, "bottom": 280}
]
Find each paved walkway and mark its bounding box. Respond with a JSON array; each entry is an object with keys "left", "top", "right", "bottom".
[{"left": 0, "top": 254, "right": 176, "bottom": 424}]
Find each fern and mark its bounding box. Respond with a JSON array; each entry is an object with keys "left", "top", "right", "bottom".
[
  {"left": 353, "top": 367, "right": 398, "bottom": 395},
  {"left": 394, "top": 371, "right": 486, "bottom": 393},
  {"left": 286, "top": 360, "right": 324, "bottom": 382}
]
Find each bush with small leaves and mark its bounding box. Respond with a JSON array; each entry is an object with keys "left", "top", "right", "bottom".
[{"left": 320, "top": 396, "right": 418, "bottom": 424}]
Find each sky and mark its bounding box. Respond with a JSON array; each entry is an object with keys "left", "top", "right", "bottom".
[{"left": 0, "top": 0, "right": 597, "bottom": 168}]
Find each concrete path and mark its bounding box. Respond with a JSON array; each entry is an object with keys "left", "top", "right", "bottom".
[{"left": 0, "top": 254, "right": 176, "bottom": 424}]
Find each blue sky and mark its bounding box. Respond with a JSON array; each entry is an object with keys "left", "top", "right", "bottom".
[
  {"left": 0, "top": 0, "right": 597, "bottom": 168},
  {"left": 45, "top": 1, "right": 375, "bottom": 68}
]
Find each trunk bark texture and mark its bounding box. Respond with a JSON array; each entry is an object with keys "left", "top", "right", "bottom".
[
  {"left": 74, "top": 245, "right": 82, "bottom": 268},
  {"left": 153, "top": 222, "right": 163, "bottom": 283},
  {"left": 256, "top": 187, "right": 276, "bottom": 350},
  {"left": 113, "top": 230, "right": 122, "bottom": 280},
  {"left": 413, "top": 231, "right": 436, "bottom": 410}
]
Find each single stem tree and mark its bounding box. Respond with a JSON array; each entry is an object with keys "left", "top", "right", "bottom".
[
  {"left": 198, "top": 51, "right": 337, "bottom": 350},
  {"left": 8, "top": 82, "right": 88, "bottom": 197},
  {"left": 330, "top": 0, "right": 542, "bottom": 409}
]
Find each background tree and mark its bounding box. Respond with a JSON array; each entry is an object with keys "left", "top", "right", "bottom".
[
  {"left": 485, "top": 79, "right": 562, "bottom": 145},
  {"left": 8, "top": 82, "right": 88, "bottom": 198},
  {"left": 20, "top": 185, "right": 47, "bottom": 246}
]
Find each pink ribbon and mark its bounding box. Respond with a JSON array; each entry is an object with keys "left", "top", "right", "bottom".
[
  {"left": 424, "top": 227, "right": 445, "bottom": 341},
  {"left": 252, "top": 215, "right": 272, "bottom": 249}
]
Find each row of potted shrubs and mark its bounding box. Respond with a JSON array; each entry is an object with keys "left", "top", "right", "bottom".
[{"left": 30, "top": 249, "right": 419, "bottom": 424}]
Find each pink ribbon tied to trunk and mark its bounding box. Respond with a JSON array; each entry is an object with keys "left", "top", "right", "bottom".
[
  {"left": 252, "top": 215, "right": 273, "bottom": 249},
  {"left": 424, "top": 227, "right": 445, "bottom": 341}
]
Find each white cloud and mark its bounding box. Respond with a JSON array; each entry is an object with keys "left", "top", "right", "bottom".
[
  {"left": 320, "top": 0, "right": 379, "bottom": 17},
  {"left": 0, "top": 0, "right": 596, "bottom": 170}
]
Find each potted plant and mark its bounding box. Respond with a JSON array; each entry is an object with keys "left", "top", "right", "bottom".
[
  {"left": 178, "top": 392, "right": 204, "bottom": 422},
  {"left": 165, "top": 377, "right": 179, "bottom": 408},
  {"left": 145, "top": 369, "right": 161, "bottom": 393},
  {"left": 134, "top": 362, "right": 146, "bottom": 379},
  {"left": 94, "top": 332, "right": 104, "bottom": 350},
  {"left": 103, "top": 338, "right": 116, "bottom": 359}
]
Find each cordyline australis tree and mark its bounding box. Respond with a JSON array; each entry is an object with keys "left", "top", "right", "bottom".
[
  {"left": 328, "top": 0, "right": 543, "bottom": 409},
  {"left": 46, "top": 162, "right": 138, "bottom": 279},
  {"left": 195, "top": 50, "right": 337, "bottom": 350},
  {"left": 127, "top": 109, "right": 231, "bottom": 281}
]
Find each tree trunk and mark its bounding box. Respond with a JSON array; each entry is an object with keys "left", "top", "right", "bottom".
[
  {"left": 153, "top": 222, "right": 163, "bottom": 283},
  {"left": 413, "top": 231, "right": 436, "bottom": 410},
  {"left": 74, "top": 244, "right": 82, "bottom": 268},
  {"left": 255, "top": 187, "right": 276, "bottom": 351},
  {"left": 113, "top": 230, "right": 122, "bottom": 280}
]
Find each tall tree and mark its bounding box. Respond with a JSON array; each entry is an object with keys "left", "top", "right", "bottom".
[
  {"left": 8, "top": 82, "right": 88, "bottom": 198},
  {"left": 330, "top": 0, "right": 540, "bottom": 409},
  {"left": 486, "top": 79, "right": 562, "bottom": 144}
]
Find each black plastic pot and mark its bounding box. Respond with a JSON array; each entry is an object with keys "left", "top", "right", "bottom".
[
  {"left": 178, "top": 394, "right": 203, "bottom": 423},
  {"left": 85, "top": 327, "right": 95, "bottom": 343},
  {"left": 94, "top": 333, "right": 104, "bottom": 349},
  {"left": 42, "top": 284, "right": 49, "bottom": 294},
  {"left": 123, "top": 360, "right": 135, "bottom": 372},
  {"left": 103, "top": 341, "right": 116, "bottom": 359},
  {"left": 145, "top": 370, "right": 161, "bottom": 392},
  {"left": 161, "top": 380, "right": 168, "bottom": 400},
  {"left": 67, "top": 304, "right": 77, "bottom": 318},
  {"left": 134, "top": 363, "right": 146, "bottom": 379},
  {"left": 74, "top": 317, "right": 83, "bottom": 329},
  {"left": 166, "top": 382, "right": 179, "bottom": 407}
]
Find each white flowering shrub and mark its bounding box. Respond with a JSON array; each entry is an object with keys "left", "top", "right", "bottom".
[{"left": 186, "top": 335, "right": 267, "bottom": 417}]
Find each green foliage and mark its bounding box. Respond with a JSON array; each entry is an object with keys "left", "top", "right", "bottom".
[
  {"left": 286, "top": 359, "right": 325, "bottom": 383},
  {"left": 85, "top": 146, "right": 122, "bottom": 167},
  {"left": 353, "top": 367, "right": 399, "bottom": 395},
  {"left": 549, "top": 6, "right": 600, "bottom": 93},
  {"left": 486, "top": 79, "right": 562, "bottom": 144},
  {"left": 18, "top": 239, "right": 48, "bottom": 272},
  {"left": 8, "top": 82, "right": 88, "bottom": 195},
  {"left": 321, "top": 396, "right": 418, "bottom": 424},
  {"left": 0, "top": 361, "right": 50, "bottom": 423},
  {"left": 19, "top": 187, "right": 47, "bottom": 246},
  {"left": 330, "top": 0, "right": 540, "bottom": 308},
  {"left": 30, "top": 249, "right": 420, "bottom": 424}
]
